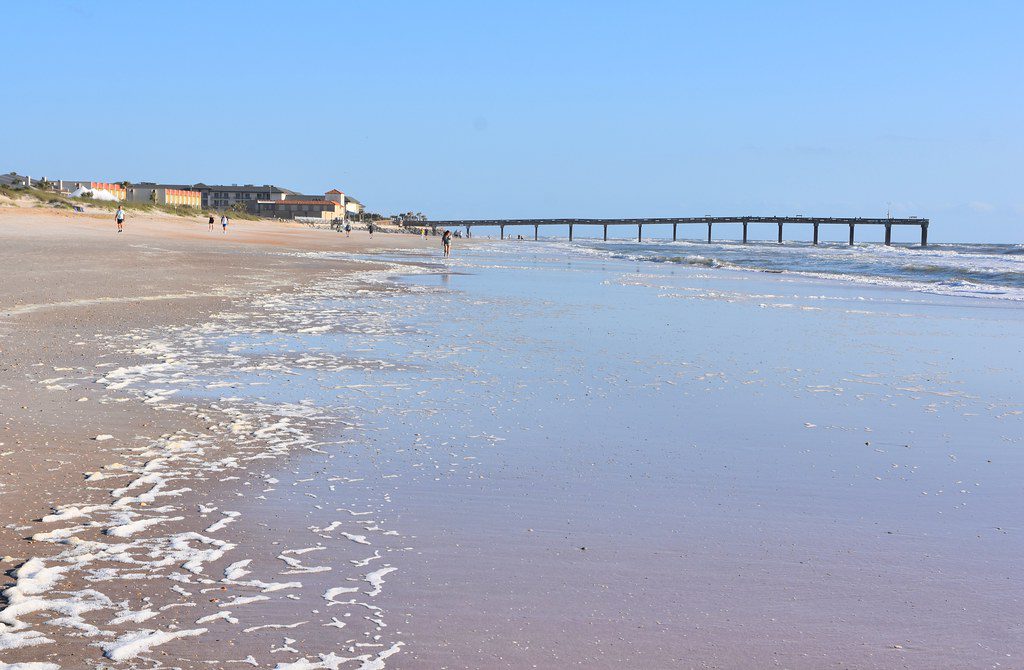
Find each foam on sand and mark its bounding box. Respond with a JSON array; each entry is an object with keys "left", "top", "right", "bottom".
[{"left": 100, "top": 627, "right": 207, "bottom": 661}]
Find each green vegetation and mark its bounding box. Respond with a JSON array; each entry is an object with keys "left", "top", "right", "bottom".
[{"left": 0, "top": 185, "right": 71, "bottom": 207}]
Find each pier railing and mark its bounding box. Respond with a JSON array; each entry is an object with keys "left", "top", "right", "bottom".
[{"left": 416, "top": 216, "right": 930, "bottom": 246}]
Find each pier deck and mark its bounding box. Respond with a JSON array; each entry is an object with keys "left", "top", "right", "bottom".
[{"left": 418, "top": 216, "right": 930, "bottom": 246}]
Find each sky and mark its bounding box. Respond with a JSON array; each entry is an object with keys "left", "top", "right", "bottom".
[{"left": 1, "top": 1, "right": 1021, "bottom": 243}]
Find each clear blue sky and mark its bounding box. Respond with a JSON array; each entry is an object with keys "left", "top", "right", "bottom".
[{"left": 2, "top": 1, "right": 1021, "bottom": 242}]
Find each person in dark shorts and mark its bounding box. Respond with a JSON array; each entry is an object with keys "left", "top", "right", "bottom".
[
  {"left": 208, "top": 214, "right": 215, "bottom": 231},
  {"left": 221, "top": 214, "right": 229, "bottom": 234},
  {"left": 344, "top": 222, "right": 351, "bottom": 237},
  {"left": 442, "top": 228, "right": 452, "bottom": 257},
  {"left": 368, "top": 222, "right": 375, "bottom": 237},
  {"left": 115, "top": 205, "right": 125, "bottom": 233}
]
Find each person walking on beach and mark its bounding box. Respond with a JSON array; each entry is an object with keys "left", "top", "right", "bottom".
[
  {"left": 344, "top": 221, "right": 351, "bottom": 237},
  {"left": 221, "top": 214, "right": 229, "bottom": 234},
  {"left": 208, "top": 214, "right": 215, "bottom": 231},
  {"left": 442, "top": 228, "right": 452, "bottom": 257},
  {"left": 368, "top": 222, "right": 375, "bottom": 237},
  {"left": 115, "top": 205, "right": 125, "bottom": 233}
]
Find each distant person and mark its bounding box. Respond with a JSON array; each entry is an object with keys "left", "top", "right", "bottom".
[
  {"left": 208, "top": 214, "right": 215, "bottom": 231},
  {"left": 344, "top": 221, "right": 351, "bottom": 237},
  {"left": 442, "top": 228, "right": 452, "bottom": 257},
  {"left": 221, "top": 214, "right": 228, "bottom": 234},
  {"left": 368, "top": 222, "right": 375, "bottom": 237},
  {"left": 115, "top": 205, "right": 125, "bottom": 233}
]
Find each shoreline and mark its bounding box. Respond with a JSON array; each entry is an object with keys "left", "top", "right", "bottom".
[
  {"left": 0, "top": 208, "right": 439, "bottom": 667},
  {"left": 2, "top": 208, "right": 1022, "bottom": 669}
]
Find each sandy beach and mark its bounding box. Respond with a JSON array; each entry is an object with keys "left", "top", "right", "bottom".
[{"left": 1, "top": 206, "right": 1022, "bottom": 670}]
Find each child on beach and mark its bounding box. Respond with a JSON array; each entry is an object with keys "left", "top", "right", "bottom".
[
  {"left": 221, "top": 214, "right": 228, "bottom": 234},
  {"left": 344, "top": 222, "right": 351, "bottom": 237},
  {"left": 442, "top": 228, "right": 452, "bottom": 257},
  {"left": 368, "top": 222, "right": 375, "bottom": 237},
  {"left": 208, "top": 215, "right": 215, "bottom": 231},
  {"left": 115, "top": 206, "right": 125, "bottom": 233}
]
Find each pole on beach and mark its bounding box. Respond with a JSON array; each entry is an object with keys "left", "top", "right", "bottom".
[
  {"left": 637, "top": 224, "right": 642, "bottom": 242},
  {"left": 707, "top": 222, "right": 712, "bottom": 243},
  {"left": 603, "top": 224, "right": 608, "bottom": 241},
  {"left": 466, "top": 225, "right": 470, "bottom": 238},
  {"left": 672, "top": 223, "right": 677, "bottom": 241},
  {"left": 813, "top": 223, "right": 819, "bottom": 245},
  {"left": 777, "top": 222, "right": 783, "bottom": 243},
  {"left": 500, "top": 224, "right": 505, "bottom": 240},
  {"left": 885, "top": 223, "right": 892, "bottom": 246},
  {"left": 849, "top": 223, "right": 855, "bottom": 246},
  {"left": 920, "top": 223, "right": 928, "bottom": 247},
  {"left": 742, "top": 222, "right": 748, "bottom": 243},
  {"left": 569, "top": 223, "right": 573, "bottom": 241},
  {"left": 534, "top": 224, "right": 539, "bottom": 241}
]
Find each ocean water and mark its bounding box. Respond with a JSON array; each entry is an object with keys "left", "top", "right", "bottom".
[
  {"left": 514, "top": 239, "right": 1024, "bottom": 301},
  {"left": 9, "top": 241, "right": 1022, "bottom": 668}
]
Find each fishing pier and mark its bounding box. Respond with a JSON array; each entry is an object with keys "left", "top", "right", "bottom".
[{"left": 419, "top": 216, "right": 930, "bottom": 246}]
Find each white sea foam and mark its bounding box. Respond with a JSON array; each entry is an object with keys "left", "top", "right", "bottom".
[{"left": 100, "top": 627, "right": 206, "bottom": 661}]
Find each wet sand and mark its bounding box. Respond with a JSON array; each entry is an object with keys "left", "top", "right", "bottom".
[
  {"left": 0, "top": 207, "right": 438, "bottom": 668},
  {"left": 1, "top": 207, "right": 1022, "bottom": 669}
]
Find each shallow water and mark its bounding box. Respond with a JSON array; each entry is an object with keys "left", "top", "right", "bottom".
[
  {"left": 7, "top": 242, "right": 1022, "bottom": 669},
  {"left": 484, "top": 237, "right": 1024, "bottom": 301}
]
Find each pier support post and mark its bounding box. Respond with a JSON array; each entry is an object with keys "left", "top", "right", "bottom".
[
  {"left": 569, "top": 224, "right": 573, "bottom": 241},
  {"left": 885, "top": 223, "right": 892, "bottom": 246},
  {"left": 637, "top": 224, "right": 642, "bottom": 242},
  {"left": 603, "top": 224, "right": 608, "bottom": 241},
  {"left": 742, "top": 222, "right": 748, "bottom": 243},
  {"left": 707, "top": 222, "right": 712, "bottom": 243},
  {"left": 777, "top": 222, "right": 783, "bottom": 243},
  {"left": 813, "top": 223, "right": 819, "bottom": 245},
  {"left": 672, "top": 223, "right": 677, "bottom": 241},
  {"left": 534, "top": 224, "right": 539, "bottom": 241},
  {"left": 921, "top": 223, "right": 928, "bottom": 247},
  {"left": 848, "top": 224, "right": 855, "bottom": 246}
]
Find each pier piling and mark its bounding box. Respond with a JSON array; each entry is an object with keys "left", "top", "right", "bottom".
[{"left": 421, "top": 216, "right": 930, "bottom": 247}]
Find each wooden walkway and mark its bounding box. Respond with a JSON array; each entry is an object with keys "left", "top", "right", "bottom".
[{"left": 419, "top": 216, "right": 930, "bottom": 246}]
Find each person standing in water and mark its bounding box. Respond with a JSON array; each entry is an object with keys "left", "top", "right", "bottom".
[
  {"left": 442, "top": 228, "right": 452, "bottom": 257},
  {"left": 208, "top": 214, "right": 215, "bottom": 231},
  {"left": 115, "top": 205, "right": 125, "bottom": 233},
  {"left": 221, "top": 214, "right": 229, "bottom": 234}
]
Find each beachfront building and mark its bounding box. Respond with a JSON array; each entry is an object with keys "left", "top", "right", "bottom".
[
  {"left": 253, "top": 188, "right": 362, "bottom": 221},
  {"left": 326, "top": 188, "right": 364, "bottom": 217},
  {"left": 126, "top": 183, "right": 202, "bottom": 208},
  {"left": 255, "top": 197, "right": 345, "bottom": 220},
  {"left": 192, "top": 184, "right": 296, "bottom": 211},
  {"left": 345, "top": 197, "right": 364, "bottom": 217},
  {"left": 63, "top": 181, "right": 126, "bottom": 201}
]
